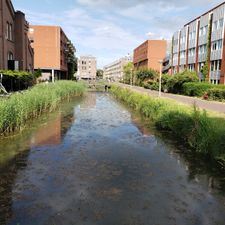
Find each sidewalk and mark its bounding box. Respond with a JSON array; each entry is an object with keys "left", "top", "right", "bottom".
[{"left": 117, "top": 83, "right": 225, "bottom": 114}]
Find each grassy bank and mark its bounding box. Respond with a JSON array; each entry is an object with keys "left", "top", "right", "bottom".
[
  {"left": 111, "top": 85, "right": 225, "bottom": 168},
  {"left": 0, "top": 81, "right": 85, "bottom": 135}
]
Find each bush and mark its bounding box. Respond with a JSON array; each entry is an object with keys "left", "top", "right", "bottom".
[
  {"left": 166, "top": 70, "right": 199, "bottom": 94},
  {"left": 0, "top": 70, "right": 34, "bottom": 92},
  {"left": 183, "top": 82, "right": 213, "bottom": 96},
  {"left": 183, "top": 82, "right": 225, "bottom": 98},
  {"left": 143, "top": 80, "right": 159, "bottom": 90},
  {"left": 136, "top": 69, "right": 159, "bottom": 83},
  {"left": 207, "top": 88, "right": 225, "bottom": 101}
]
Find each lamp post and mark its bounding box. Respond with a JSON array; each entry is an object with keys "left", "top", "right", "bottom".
[{"left": 158, "top": 60, "right": 163, "bottom": 97}]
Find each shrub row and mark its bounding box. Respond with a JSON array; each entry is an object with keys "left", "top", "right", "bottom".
[
  {"left": 0, "top": 81, "right": 85, "bottom": 135},
  {"left": 110, "top": 85, "right": 225, "bottom": 168},
  {"left": 183, "top": 82, "right": 225, "bottom": 101}
]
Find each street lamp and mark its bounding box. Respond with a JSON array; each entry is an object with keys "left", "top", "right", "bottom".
[{"left": 158, "top": 60, "right": 163, "bottom": 97}]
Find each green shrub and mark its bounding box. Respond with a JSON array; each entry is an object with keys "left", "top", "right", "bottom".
[
  {"left": 207, "top": 88, "right": 225, "bottom": 101},
  {"left": 143, "top": 80, "right": 159, "bottom": 90},
  {"left": 136, "top": 69, "right": 159, "bottom": 83},
  {"left": 183, "top": 82, "right": 213, "bottom": 96},
  {"left": 166, "top": 70, "right": 199, "bottom": 94}
]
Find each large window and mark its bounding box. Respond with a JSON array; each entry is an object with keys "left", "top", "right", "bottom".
[
  {"left": 188, "top": 48, "right": 195, "bottom": 57},
  {"left": 198, "top": 44, "right": 207, "bottom": 54},
  {"left": 199, "top": 25, "right": 208, "bottom": 36},
  {"left": 188, "top": 64, "right": 195, "bottom": 71},
  {"left": 211, "top": 60, "right": 221, "bottom": 71},
  {"left": 212, "top": 18, "right": 224, "bottom": 31},
  {"left": 180, "top": 50, "right": 186, "bottom": 58},
  {"left": 211, "top": 39, "right": 223, "bottom": 51},
  {"left": 6, "top": 22, "right": 13, "bottom": 41}
]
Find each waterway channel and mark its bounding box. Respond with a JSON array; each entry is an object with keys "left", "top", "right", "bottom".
[{"left": 0, "top": 92, "right": 225, "bottom": 225}]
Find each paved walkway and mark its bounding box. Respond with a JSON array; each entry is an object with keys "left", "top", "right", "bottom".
[{"left": 117, "top": 83, "right": 225, "bottom": 114}]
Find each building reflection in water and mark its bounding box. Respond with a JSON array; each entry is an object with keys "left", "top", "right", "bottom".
[
  {"left": 0, "top": 107, "right": 76, "bottom": 225},
  {"left": 30, "top": 114, "right": 62, "bottom": 147},
  {"left": 79, "top": 92, "right": 97, "bottom": 112},
  {"left": 131, "top": 113, "right": 153, "bottom": 137}
]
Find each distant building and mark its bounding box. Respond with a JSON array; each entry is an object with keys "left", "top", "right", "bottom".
[
  {"left": 133, "top": 40, "right": 167, "bottom": 72},
  {"left": 77, "top": 55, "right": 97, "bottom": 80},
  {"left": 0, "top": 0, "right": 34, "bottom": 71},
  {"left": 171, "top": 2, "right": 225, "bottom": 84},
  {"left": 103, "top": 55, "right": 132, "bottom": 81},
  {"left": 28, "top": 25, "right": 75, "bottom": 81}
]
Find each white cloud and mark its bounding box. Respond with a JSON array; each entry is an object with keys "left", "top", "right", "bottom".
[{"left": 20, "top": 0, "right": 224, "bottom": 68}]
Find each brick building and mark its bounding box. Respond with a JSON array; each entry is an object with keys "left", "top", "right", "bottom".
[
  {"left": 28, "top": 25, "right": 75, "bottom": 81},
  {"left": 171, "top": 2, "right": 225, "bottom": 84},
  {"left": 133, "top": 40, "right": 167, "bottom": 72},
  {"left": 0, "top": 0, "right": 34, "bottom": 71}
]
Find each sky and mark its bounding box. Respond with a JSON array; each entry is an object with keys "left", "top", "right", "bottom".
[{"left": 13, "top": 0, "right": 223, "bottom": 68}]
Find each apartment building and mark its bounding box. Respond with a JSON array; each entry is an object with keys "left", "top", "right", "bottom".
[
  {"left": 77, "top": 55, "right": 97, "bottom": 80},
  {"left": 28, "top": 25, "right": 75, "bottom": 81},
  {"left": 171, "top": 2, "right": 225, "bottom": 84},
  {"left": 133, "top": 40, "right": 167, "bottom": 72},
  {"left": 103, "top": 55, "right": 132, "bottom": 81},
  {"left": 0, "top": 0, "right": 34, "bottom": 71}
]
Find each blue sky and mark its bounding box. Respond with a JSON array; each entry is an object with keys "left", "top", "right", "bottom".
[{"left": 13, "top": 0, "right": 223, "bottom": 68}]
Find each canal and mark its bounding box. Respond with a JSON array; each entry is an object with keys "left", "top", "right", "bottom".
[{"left": 0, "top": 92, "right": 225, "bottom": 225}]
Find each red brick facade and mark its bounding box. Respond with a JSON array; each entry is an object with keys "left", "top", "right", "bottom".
[{"left": 0, "top": 0, "right": 33, "bottom": 71}]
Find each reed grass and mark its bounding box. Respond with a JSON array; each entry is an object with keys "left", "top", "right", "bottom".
[
  {"left": 111, "top": 85, "right": 225, "bottom": 168},
  {"left": 0, "top": 81, "right": 85, "bottom": 135}
]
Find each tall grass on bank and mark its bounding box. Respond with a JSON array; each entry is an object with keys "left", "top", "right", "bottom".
[
  {"left": 111, "top": 85, "right": 225, "bottom": 167},
  {"left": 0, "top": 81, "right": 85, "bottom": 135}
]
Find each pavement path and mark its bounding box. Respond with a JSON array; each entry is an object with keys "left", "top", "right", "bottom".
[{"left": 116, "top": 83, "right": 225, "bottom": 115}]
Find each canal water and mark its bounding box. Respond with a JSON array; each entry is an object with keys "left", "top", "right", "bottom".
[{"left": 1, "top": 92, "right": 225, "bottom": 225}]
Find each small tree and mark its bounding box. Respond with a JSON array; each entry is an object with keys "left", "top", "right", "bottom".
[
  {"left": 123, "top": 62, "right": 134, "bottom": 84},
  {"left": 96, "top": 69, "right": 103, "bottom": 79},
  {"left": 135, "top": 68, "right": 159, "bottom": 86}
]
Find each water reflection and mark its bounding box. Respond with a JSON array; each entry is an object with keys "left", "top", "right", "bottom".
[
  {"left": 0, "top": 150, "right": 30, "bottom": 225},
  {"left": 0, "top": 98, "right": 81, "bottom": 225},
  {"left": 0, "top": 93, "right": 225, "bottom": 225},
  {"left": 31, "top": 114, "right": 62, "bottom": 147}
]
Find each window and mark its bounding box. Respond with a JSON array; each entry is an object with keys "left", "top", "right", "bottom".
[
  {"left": 188, "top": 48, "right": 195, "bottom": 57},
  {"left": 211, "top": 60, "right": 221, "bottom": 71},
  {"left": 7, "top": 51, "right": 13, "bottom": 60},
  {"left": 213, "top": 21, "right": 218, "bottom": 31},
  {"left": 6, "top": 22, "right": 9, "bottom": 39},
  {"left": 198, "top": 62, "right": 205, "bottom": 72},
  {"left": 219, "top": 18, "right": 224, "bottom": 29},
  {"left": 199, "top": 27, "right": 204, "bottom": 36},
  {"left": 189, "top": 64, "right": 195, "bottom": 71},
  {"left": 198, "top": 44, "right": 207, "bottom": 54},
  {"left": 199, "top": 25, "right": 208, "bottom": 36},
  {"left": 180, "top": 51, "right": 186, "bottom": 58},
  {"left": 211, "top": 39, "right": 223, "bottom": 51},
  {"left": 173, "top": 53, "right": 178, "bottom": 59},
  {"left": 9, "top": 24, "right": 12, "bottom": 41}
]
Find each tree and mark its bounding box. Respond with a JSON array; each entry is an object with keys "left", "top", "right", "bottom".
[
  {"left": 96, "top": 69, "right": 103, "bottom": 78},
  {"left": 136, "top": 69, "right": 159, "bottom": 82},
  {"left": 67, "top": 40, "right": 76, "bottom": 80},
  {"left": 123, "top": 62, "right": 134, "bottom": 84}
]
